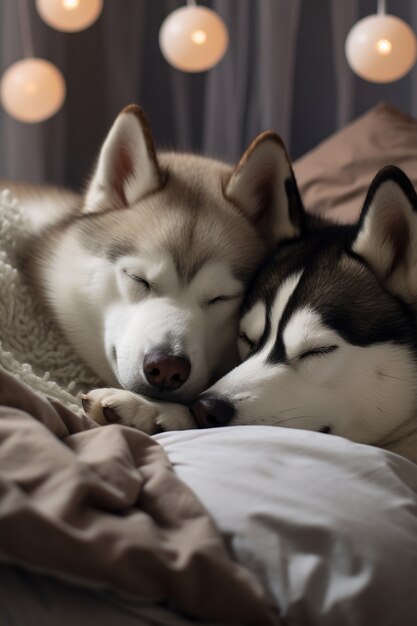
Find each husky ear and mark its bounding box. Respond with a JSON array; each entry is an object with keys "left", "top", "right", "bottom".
[
  {"left": 84, "top": 104, "right": 163, "bottom": 212},
  {"left": 224, "top": 132, "right": 305, "bottom": 246},
  {"left": 352, "top": 166, "right": 417, "bottom": 300}
]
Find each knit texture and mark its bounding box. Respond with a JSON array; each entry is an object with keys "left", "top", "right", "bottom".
[{"left": 0, "top": 190, "right": 102, "bottom": 414}]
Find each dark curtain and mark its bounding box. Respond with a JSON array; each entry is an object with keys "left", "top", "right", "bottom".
[{"left": 0, "top": 0, "right": 416, "bottom": 188}]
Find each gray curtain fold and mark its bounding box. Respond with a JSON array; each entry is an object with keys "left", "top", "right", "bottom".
[
  {"left": 256, "top": 0, "right": 301, "bottom": 148},
  {"left": 0, "top": 0, "right": 416, "bottom": 188},
  {"left": 1, "top": 0, "right": 67, "bottom": 183},
  {"left": 0, "top": 1, "right": 33, "bottom": 180},
  {"left": 203, "top": 0, "right": 301, "bottom": 161},
  {"left": 330, "top": 0, "right": 361, "bottom": 128},
  {"left": 203, "top": 0, "right": 254, "bottom": 161}
]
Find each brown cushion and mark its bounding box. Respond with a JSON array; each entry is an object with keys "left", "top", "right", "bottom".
[{"left": 294, "top": 103, "right": 417, "bottom": 223}]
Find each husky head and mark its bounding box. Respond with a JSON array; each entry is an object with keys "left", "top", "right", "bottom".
[
  {"left": 42, "top": 105, "right": 305, "bottom": 402},
  {"left": 190, "top": 167, "right": 417, "bottom": 445}
]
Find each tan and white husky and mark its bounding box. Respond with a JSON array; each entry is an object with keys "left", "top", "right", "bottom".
[{"left": 16, "top": 104, "right": 305, "bottom": 431}]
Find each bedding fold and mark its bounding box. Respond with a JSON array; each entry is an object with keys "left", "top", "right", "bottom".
[{"left": 0, "top": 367, "right": 279, "bottom": 626}]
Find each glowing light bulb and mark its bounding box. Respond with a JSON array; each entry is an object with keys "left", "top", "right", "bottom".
[
  {"left": 159, "top": 6, "right": 228, "bottom": 72},
  {"left": 36, "top": 0, "right": 102, "bottom": 32},
  {"left": 0, "top": 58, "right": 66, "bottom": 123},
  {"left": 191, "top": 29, "right": 207, "bottom": 45},
  {"left": 346, "top": 14, "right": 417, "bottom": 82},
  {"left": 376, "top": 38, "right": 392, "bottom": 54},
  {"left": 63, "top": 0, "right": 79, "bottom": 9},
  {"left": 25, "top": 81, "right": 39, "bottom": 95}
]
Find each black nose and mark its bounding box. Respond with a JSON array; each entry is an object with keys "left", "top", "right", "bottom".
[
  {"left": 143, "top": 351, "right": 191, "bottom": 391},
  {"left": 190, "top": 394, "right": 235, "bottom": 428}
]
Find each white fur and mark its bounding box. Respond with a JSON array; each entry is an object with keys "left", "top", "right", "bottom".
[
  {"left": 85, "top": 388, "right": 194, "bottom": 434},
  {"left": 45, "top": 241, "right": 243, "bottom": 401},
  {"left": 268, "top": 272, "right": 303, "bottom": 338},
  {"left": 210, "top": 306, "right": 417, "bottom": 445},
  {"left": 284, "top": 308, "right": 338, "bottom": 365}
]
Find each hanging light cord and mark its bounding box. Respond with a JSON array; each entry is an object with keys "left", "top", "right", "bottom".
[
  {"left": 186, "top": 0, "right": 197, "bottom": 6},
  {"left": 377, "top": 0, "right": 387, "bottom": 15},
  {"left": 17, "top": 0, "right": 35, "bottom": 58}
]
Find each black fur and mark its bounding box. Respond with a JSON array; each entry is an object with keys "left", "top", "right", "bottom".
[{"left": 241, "top": 167, "right": 417, "bottom": 364}]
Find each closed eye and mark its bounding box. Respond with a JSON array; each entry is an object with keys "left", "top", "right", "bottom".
[
  {"left": 299, "top": 345, "right": 338, "bottom": 360},
  {"left": 123, "top": 269, "right": 152, "bottom": 292},
  {"left": 207, "top": 294, "right": 239, "bottom": 306}
]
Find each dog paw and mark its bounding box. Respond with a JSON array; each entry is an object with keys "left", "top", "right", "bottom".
[
  {"left": 81, "top": 388, "right": 196, "bottom": 434},
  {"left": 81, "top": 388, "right": 159, "bottom": 434},
  {"left": 154, "top": 404, "right": 196, "bottom": 433}
]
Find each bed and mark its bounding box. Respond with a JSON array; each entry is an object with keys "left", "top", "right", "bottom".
[{"left": 1, "top": 103, "right": 417, "bottom": 626}]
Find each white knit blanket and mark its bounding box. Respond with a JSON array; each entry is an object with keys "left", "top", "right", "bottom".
[{"left": 0, "top": 190, "right": 102, "bottom": 414}]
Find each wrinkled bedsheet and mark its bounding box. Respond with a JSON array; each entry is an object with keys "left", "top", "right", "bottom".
[{"left": 0, "top": 367, "right": 279, "bottom": 626}]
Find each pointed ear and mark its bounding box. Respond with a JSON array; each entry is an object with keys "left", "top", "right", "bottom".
[
  {"left": 352, "top": 166, "right": 417, "bottom": 300},
  {"left": 84, "top": 104, "right": 163, "bottom": 212},
  {"left": 224, "top": 132, "right": 305, "bottom": 247}
]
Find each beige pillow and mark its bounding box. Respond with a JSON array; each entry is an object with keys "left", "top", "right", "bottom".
[{"left": 294, "top": 103, "right": 417, "bottom": 223}]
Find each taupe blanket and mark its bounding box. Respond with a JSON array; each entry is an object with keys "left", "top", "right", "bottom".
[{"left": 0, "top": 367, "right": 279, "bottom": 625}]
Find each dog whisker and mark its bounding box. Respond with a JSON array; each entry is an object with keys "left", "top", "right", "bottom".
[
  {"left": 273, "top": 414, "right": 317, "bottom": 426},
  {"left": 378, "top": 373, "right": 407, "bottom": 382},
  {"left": 276, "top": 407, "right": 304, "bottom": 415}
]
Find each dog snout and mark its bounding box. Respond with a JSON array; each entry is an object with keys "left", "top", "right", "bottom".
[
  {"left": 190, "top": 394, "right": 235, "bottom": 428},
  {"left": 143, "top": 351, "right": 191, "bottom": 391}
]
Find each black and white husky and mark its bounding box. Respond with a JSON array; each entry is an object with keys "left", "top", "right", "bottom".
[
  {"left": 190, "top": 165, "right": 417, "bottom": 458},
  {"left": 87, "top": 141, "right": 417, "bottom": 459}
]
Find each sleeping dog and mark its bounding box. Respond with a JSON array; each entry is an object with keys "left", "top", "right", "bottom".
[
  {"left": 85, "top": 141, "right": 417, "bottom": 459},
  {"left": 191, "top": 164, "right": 417, "bottom": 459},
  {"left": 18, "top": 105, "right": 305, "bottom": 413}
]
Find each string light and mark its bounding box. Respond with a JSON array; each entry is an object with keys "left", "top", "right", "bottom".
[
  {"left": 0, "top": 0, "right": 66, "bottom": 123},
  {"left": 375, "top": 38, "right": 392, "bottom": 55},
  {"left": 159, "top": 1, "right": 228, "bottom": 73},
  {"left": 1, "top": 58, "right": 65, "bottom": 123},
  {"left": 36, "top": 0, "right": 103, "bottom": 32},
  {"left": 345, "top": 0, "right": 417, "bottom": 83},
  {"left": 63, "top": 0, "right": 79, "bottom": 9}
]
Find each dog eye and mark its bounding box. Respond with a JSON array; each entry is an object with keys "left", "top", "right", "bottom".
[
  {"left": 299, "top": 345, "right": 338, "bottom": 360},
  {"left": 123, "top": 270, "right": 151, "bottom": 291},
  {"left": 238, "top": 331, "right": 255, "bottom": 350},
  {"left": 208, "top": 295, "right": 232, "bottom": 306}
]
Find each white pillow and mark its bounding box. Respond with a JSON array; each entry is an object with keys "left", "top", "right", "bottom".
[{"left": 156, "top": 426, "right": 417, "bottom": 625}]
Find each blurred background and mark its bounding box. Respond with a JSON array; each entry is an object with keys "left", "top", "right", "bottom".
[{"left": 0, "top": 0, "right": 416, "bottom": 189}]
